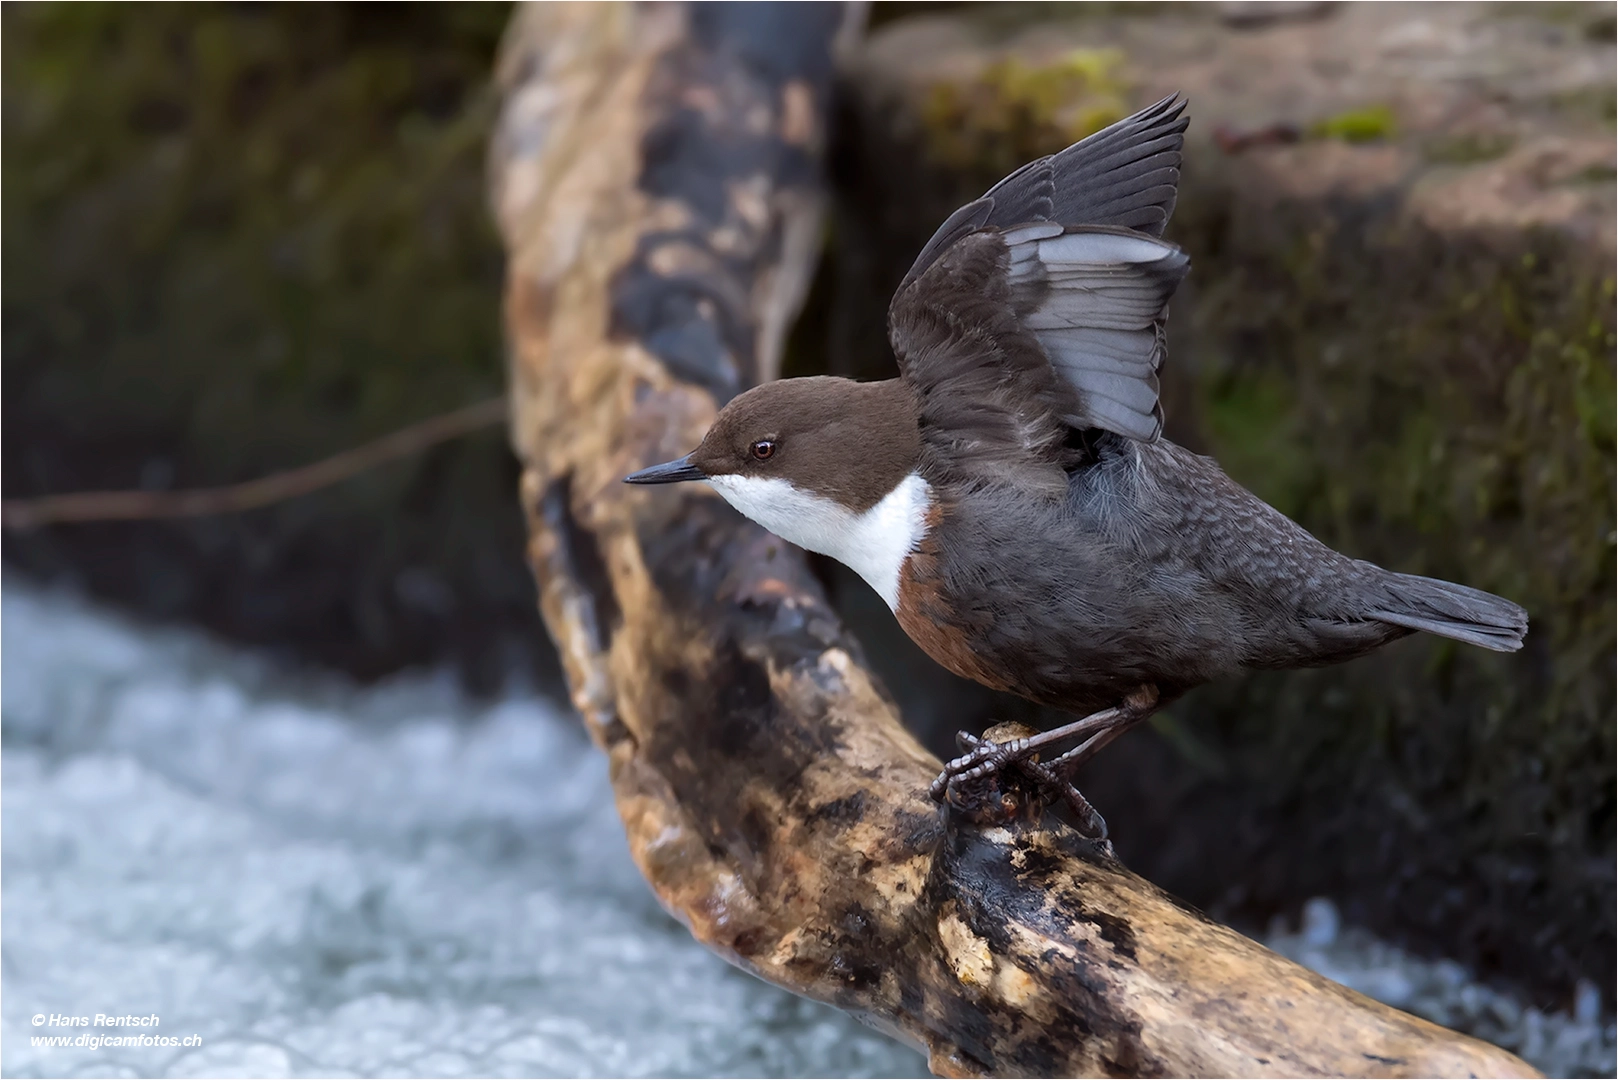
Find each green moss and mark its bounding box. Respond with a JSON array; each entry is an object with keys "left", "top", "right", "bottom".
[
  {"left": 1424, "top": 130, "right": 1516, "bottom": 165},
  {"left": 919, "top": 49, "right": 1129, "bottom": 173},
  {"left": 1569, "top": 162, "right": 1618, "bottom": 185},
  {"left": 3, "top": 3, "right": 534, "bottom": 682},
  {"left": 1195, "top": 219, "right": 1615, "bottom": 686},
  {"left": 1200, "top": 373, "right": 1321, "bottom": 512},
  {"left": 1551, "top": 83, "right": 1618, "bottom": 125},
  {"left": 1167, "top": 165, "right": 1616, "bottom": 990},
  {"left": 4, "top": 4, "right": 512, "bottom": 468},
  {"left": 1308, "top": 104, "right": 1397, "bottom": 143}
]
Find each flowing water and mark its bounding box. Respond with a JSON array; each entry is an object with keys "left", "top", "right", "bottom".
[
  {"left": 3, "top": 579, "right": 1610, "bottom": 1078},
  {"left": 1, "top": 579, "right": 925, "bottom": 1078}
]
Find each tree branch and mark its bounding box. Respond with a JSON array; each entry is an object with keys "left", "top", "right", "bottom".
[
  {"left": 2, "top": 398, "right": 507, "bottom": 529},
  {"left": 492, "top": 3, "right": 1538, "bottom": 1076}
]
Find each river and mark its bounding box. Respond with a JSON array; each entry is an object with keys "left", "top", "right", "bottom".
[{"left": 3, "top": 578, "right": 1609, "bottom": 1077}]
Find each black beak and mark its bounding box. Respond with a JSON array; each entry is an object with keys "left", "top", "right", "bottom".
[{"left": 623, "top": 455, "right": 706, "bottom": 485}]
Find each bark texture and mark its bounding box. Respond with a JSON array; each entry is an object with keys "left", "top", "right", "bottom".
[{"left": 491, "top": 3, "right": 1541, "bottom": 1076}]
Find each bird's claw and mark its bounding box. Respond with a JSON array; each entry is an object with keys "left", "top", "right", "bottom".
[
  {"left": 929, "top": 731, "right": 1110, "bottom": 841},
  {"left": 927, "top": 731, "right": 1017, "bottom": 800}
]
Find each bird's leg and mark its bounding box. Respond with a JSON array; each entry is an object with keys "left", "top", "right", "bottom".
[{"left": 1040, "top": 685, "right": 1161, "bottom": 782}]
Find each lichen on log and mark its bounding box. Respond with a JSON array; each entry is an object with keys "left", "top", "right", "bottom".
[{"left": 490, "top": 3, "right": 1540, "bottom": 1076}]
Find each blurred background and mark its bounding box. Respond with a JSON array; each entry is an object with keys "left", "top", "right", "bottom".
[{"left": 3, "top": 2, "right": 1614, "bottom": 1077}]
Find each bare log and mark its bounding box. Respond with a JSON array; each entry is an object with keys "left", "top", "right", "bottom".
[{"left": 491, "top": 4, "right": 1539, "bottom": 1077}]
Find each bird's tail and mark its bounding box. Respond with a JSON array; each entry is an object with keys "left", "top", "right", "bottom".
[{"left": 1369, "top": 573, "right": 1528, "bottom": 653}]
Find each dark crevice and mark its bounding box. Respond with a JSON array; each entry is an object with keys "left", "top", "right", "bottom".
[{"left": 540, "top": 472, "right": 621, "bottom": 654}]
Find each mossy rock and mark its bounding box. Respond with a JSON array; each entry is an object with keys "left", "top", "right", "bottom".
[
  {"left": 822, "top": 1, "right": 1615, "bottom": 1008},
  {"left": 2, "top": 3, "right": 548, "bottom": 686}
]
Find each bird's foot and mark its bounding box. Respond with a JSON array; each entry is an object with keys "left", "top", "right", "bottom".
[
  {"left": 931, "top": 724, "right": 1110, "bottom": 841},
  {"left": 928, "top": 725, "right": 1040, "bottom": 801},
  {"left": 928, "top": 687, "right": 1161, "bottom": 843}
]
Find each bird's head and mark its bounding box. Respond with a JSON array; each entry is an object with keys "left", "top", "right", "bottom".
[{"left": 624, "top": 376, "right": 928, "bottom": 608}]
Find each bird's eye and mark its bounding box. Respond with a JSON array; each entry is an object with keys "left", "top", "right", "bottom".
[{"left": 750, "top": 439, "right": 776, "bottom": 461}]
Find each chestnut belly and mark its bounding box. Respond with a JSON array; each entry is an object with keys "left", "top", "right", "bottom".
[{"left": 893, "top": 557, "right": 1190, "bottom": 716}]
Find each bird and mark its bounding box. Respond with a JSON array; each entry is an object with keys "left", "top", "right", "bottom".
[{"left": 623, "top": 95, "right": 1528, "bottom": 838}]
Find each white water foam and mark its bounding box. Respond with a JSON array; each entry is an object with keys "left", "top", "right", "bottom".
[
  {"left": 6, "top": 577, "right": 1608, "bottom": 1078},
  {"left": 1, "top": 578, "right": 926, "bottom": 1078}
]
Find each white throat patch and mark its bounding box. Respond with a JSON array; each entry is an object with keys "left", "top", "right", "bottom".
[{"left": 705, "top": 471, "right": 933, "bottom": 611}]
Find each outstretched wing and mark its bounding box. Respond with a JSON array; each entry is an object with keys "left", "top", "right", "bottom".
[
  {"left": 900, "top": 94, "right": 1187, "bottom": 290},
  {"left": 888, "top": 98, "right": 1190, "bottom": 493}
]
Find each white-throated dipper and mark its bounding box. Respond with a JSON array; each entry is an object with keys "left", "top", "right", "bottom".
[{"left": 625, "top": 95, "right": 1529, "bottom": 837}]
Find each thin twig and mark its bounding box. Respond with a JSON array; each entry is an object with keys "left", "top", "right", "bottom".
[{"left": 2, "top": 397, "right": 509, "bottom": 530}]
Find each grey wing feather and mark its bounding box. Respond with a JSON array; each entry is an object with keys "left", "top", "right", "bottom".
[
  {"left": 889, "top": 96, "right": 1192, "bottom": 471},
  {"left": 900, "top": 94, "right": 1187, "bottom": 290},
  {"left": 1005, "top": 225, "right": 1188, "bottom": 441}
]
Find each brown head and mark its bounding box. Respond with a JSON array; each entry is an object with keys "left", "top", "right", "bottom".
[
  {"left": 626, "top": 376, "right": 920, "bottom": 509},
  {"left": 624, "top": 376, "right": 929, "bottom": 608}
]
